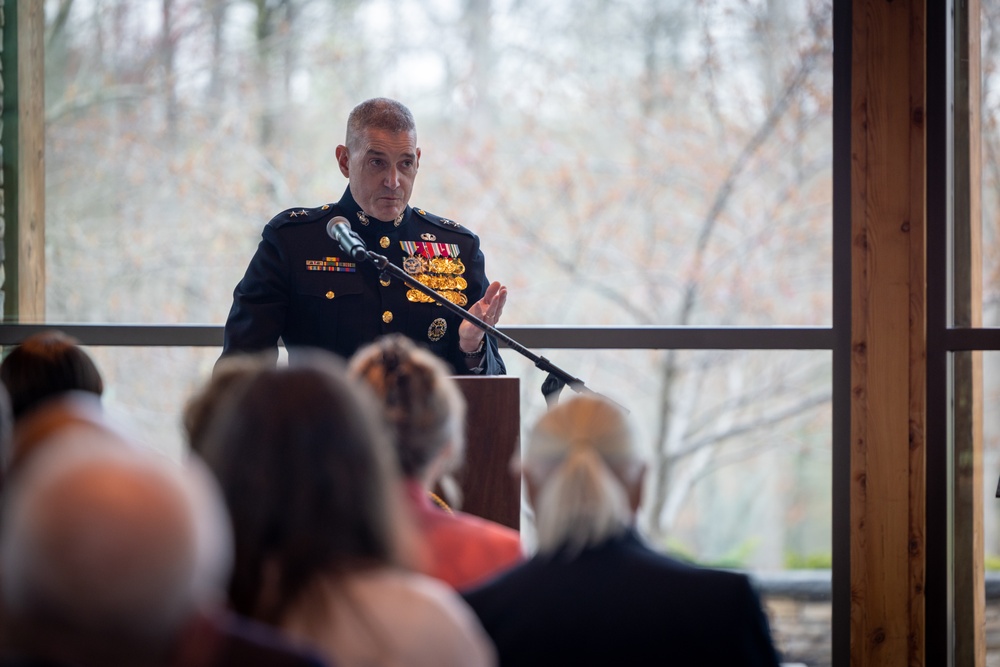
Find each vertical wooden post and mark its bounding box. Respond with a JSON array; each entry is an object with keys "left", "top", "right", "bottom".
[
  {"left": 954, "top": 0, "right": 984, "bottom": 662},
  {"left": 850, "top": 0, "right": 927, "bottom": 664},
  {"left": 1, "top": 0, "right": 45, "bottom": 323}
]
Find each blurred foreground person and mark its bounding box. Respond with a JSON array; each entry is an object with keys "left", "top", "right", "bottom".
[
  {"left": 3, "top": 392, "right": 114, "bottom": 479},
  {"left": 0, "top": 416, "right": 328, "bottom": 667},
  {"left": 0, "top": 330, "right": 104, "bottom": 422},
  {"left": 463, "top": 394, "right": 781, "bottom": 666},
  {"left": 350, "top": 334, "right": 521, "bottom": 590},
  {"left": 182, "top": 353, "right": 272, "bottom": 456},
  {"left": 0, "top": 438, "right": 228, "bottom": 667},
  {"left": 201, "top": 349, "right": 496, "bottom": 667}
]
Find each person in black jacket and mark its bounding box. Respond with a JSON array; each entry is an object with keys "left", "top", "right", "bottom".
[
  {"left": 462, "top": 394, "right": 782, "bottom": 666},
  {"left": 222, "top": 97, "right": 506, "bottom": 375}
]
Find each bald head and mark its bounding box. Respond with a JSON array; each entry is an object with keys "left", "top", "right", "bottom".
[{"left": 1, "top": 441, "right": 232, "bottom": 665}]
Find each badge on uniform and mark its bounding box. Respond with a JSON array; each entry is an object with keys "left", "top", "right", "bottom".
[
  {"left": 427, "top": 318, "right": 447, "bottom": 342},
  {"left": 400, "top": 240, "right": 467, "bottom": 306},
  {"left": 305, "top": 257, "right": 356, "bottom": 272}
]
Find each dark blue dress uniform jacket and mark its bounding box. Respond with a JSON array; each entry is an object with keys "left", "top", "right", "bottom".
[{"left": 222, "top": 187, "right": 505, "bottom": 375}]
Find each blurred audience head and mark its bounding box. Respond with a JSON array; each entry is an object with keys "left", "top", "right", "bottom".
[
  {"left": 0, "top": 330, "right": 104, "bottom": 421},
  {"left": 183, "top": 353, "right": 272, "bottom": 456},
  {"left": 0, "top": 437, "right": 232, "bottom": 667},
  {"left": 522, "top": 394, "right": 645, "bottom": 556},
  {"left": 4, "top": 391, "right": 115, "bottom": 479},
  {"left": 349, "top": 334, "right": 466, "bottom": 484},
  {"left": 201, "top": 349, "right": 402, "bottom": 625}
]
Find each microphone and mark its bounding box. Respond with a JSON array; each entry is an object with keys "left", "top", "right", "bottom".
[{"left": 326, "top": 216, "right": 368, "bottom": 261}]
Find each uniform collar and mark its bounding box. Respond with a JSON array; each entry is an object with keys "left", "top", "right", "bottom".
[{"left": 337, "top": 186, "right": 409, "bottom": 228}]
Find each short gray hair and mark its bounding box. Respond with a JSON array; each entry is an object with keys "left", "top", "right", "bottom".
[{"left": 346, "top": 97, "right": 416, "bottom": 148}]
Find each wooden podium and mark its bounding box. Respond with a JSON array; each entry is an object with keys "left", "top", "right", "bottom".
[{"left": 450, "top": 376, "right": 521, "bottom": 530}]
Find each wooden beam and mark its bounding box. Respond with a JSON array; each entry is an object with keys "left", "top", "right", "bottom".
[
  {"left": 850, "top": 0, "right": 926, "bottom": 664},
  {"left": 1, "top": 0, "right": 45, "bottom": 324},
  {"left": 953, "top": 0, "right": 985, "bottom": 662}
]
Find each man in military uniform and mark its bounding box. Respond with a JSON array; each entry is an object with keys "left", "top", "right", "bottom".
[{"left": 222, "top": 98, "right": 506, "bottom": 375}]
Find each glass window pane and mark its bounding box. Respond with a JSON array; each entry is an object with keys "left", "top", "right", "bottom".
[
  {"left": 82, "top": 345, "right": 221, "bottom": 461},
  {"left": 42, "top": 1, "right": 833, "bottom": 327},
  {"left": 983, "top": 0, "right": 1000, "bottom": 326},
  {"left": 982, "top": 352, "right": 1000, "bottom": 664}
]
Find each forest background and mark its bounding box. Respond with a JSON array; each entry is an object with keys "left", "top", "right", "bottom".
[{"left": 37, "top": 0, "right": 1000, "bottom": 572}]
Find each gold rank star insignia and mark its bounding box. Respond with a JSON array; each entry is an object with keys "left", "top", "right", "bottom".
[
  {"left": 380, "top": 236, "right": 390, "bottom": 248},
  {"left": 421, "top": 233, "right": 436, "bottom": 241},
  {"left": 427, "top": 318, "right": 447, "bottom": 342}
]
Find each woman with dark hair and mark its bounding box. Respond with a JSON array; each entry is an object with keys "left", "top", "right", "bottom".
[
  {"left": 181, "top": 353, "right": 271, "bottom": 456},
  {"left": 349, "top": 334, "right": 521, "bottom": 590},
  {"left": 201, "top": 349, "right": 495, "bottom": 667},
  {"left": 0, "top": 330, "right": 104, "bottom": 421}
]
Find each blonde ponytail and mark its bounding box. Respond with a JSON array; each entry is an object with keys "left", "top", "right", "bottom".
[
  {"left": 524, "top": 395, "right": 643, "bottom": 556},
  {"left": 533, "top": 446, "right": 632, "bottom": 554}
]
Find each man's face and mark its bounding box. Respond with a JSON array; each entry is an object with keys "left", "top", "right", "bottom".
[{"left": 337, "top": 127, "right": 420, "bottom": 222}]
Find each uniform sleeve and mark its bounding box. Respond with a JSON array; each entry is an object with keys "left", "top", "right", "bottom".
[
  {"left": 479, "top": 335, "right": 506, "bottom": 376},
  {"left": 221, "top": 226, "right": 290, "bottom": 362}
]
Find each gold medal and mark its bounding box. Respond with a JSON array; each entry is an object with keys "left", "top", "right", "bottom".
[
  {"left": 442, "top": 291, "right": 468, "bottom": 306},
  {"left": 407, "top": 289, "right": 434, "bottom": 303},
  {"left": 406, "top": 289, "right": 467, "bottom": 306}
]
